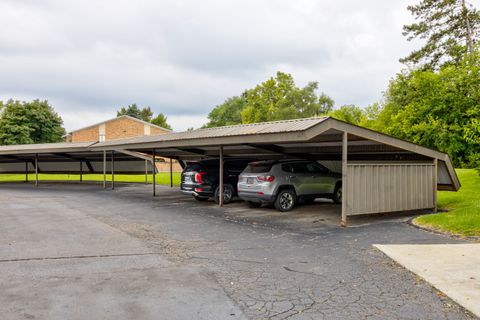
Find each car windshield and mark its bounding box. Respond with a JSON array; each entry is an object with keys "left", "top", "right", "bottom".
[{"left": 243, "top": 161, "right": 275, "bottom": 174}]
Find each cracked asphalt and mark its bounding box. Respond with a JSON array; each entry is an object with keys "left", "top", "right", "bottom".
[{"left": 0, "top": 182, "right": 476, "bottom": 320}]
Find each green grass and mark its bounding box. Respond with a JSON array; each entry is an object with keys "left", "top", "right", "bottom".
[
  {"left": 414, "top": 169, "right": 480, "bottom": 237},
  {"left": 0, "top": 172, "right": 181, "bottom": 187}
]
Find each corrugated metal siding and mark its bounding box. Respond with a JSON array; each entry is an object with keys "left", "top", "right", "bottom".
[{"left": 346, "top": 163, "right": 434, "bottom": 215}]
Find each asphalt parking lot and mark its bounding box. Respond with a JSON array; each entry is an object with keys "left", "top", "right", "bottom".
[{"left": 0, "top": 182, "right": 475, "bottom": 320}]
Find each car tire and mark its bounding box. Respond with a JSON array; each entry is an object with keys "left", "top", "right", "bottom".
[
  {"left": 333, "top": 183, "right": 342, "bottom": 204},
  {"left": 194, "top": 195, "right": 209, "bottom": 201},
  {"left": 214, "top": 184, "right": 234, "bottom": 204},
  {"left": 247, "top": 201, "right": 262, "bottom": 208},
  {"left": 274, "top": 189, "right": 296, "bottom": 212}
]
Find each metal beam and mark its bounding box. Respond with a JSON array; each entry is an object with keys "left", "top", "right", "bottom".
[
  {"left": 219, "top": 146, "right": 224, "bottom": 207},
  {"left": 34, "top": 154, "right": 38, "bottom": 189},
  {"left": 176, "top": 148, "right": 207, "bottom": 156},
  {"left": 341, "top": 132, "right": 348, "bottom": 227},
  {"left": 103, "top": 150, "right": 106, "bottom": 190},
  {"left": 85, "top": 160, "right": 94, "bottom": 173},
  {"left": 170, "top": 158, "right": 173, "bottom": 188},
  {"left": 25, "top": 161, "right": 29, "bottom": 182},
  {"left": 152, "top": 149, "right": 156, "bottom": 197},
  {"left": 247, "top": 144, "right": 318, "bottom": 161},
  {"left": 111, "top": 151, "right": 115, "bottom": 190},
  {"left": 433, "top": 158, "right": 438, "bottom": 213},
  {"left": 145, "top": 159, "right": 148, "bottom": 185},
  {"left": 115, "top": 149, "right": 153, "bottom": 162}
]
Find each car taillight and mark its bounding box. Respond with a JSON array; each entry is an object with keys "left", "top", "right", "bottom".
[
  {"left": 257, "top": 175, "right": 275, "bottom": 182},
  {"left": 195, "top": 171, "right": 207, "bottom": 183}
]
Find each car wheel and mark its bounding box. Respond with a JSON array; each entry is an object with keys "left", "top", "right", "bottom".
[
  {"left": 247, "top": 201, "right": 262, "bottom": 208},
  {"left": 194, "top": 195, "right": 208, "bottom": 201},
  {"left": 274, "top": 189, "right": 296, "bottom": 212},
  {"left": 214, "top": 184, "right": 234, "bottom": 204},
  {"left": 333, "top": 184, "right": 342, "bottom": 204}
]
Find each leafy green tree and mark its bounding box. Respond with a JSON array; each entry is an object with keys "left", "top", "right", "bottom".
[
  {"left": 204, "top": 95, "right": 246, "bottom": 128},
  {"left": 117, "top": 104, "right": 155, "bottom": 122},
  {"left": 318, "top": 92, "right": 335, "bottom": 114},
  {"left": 117, "top": 104, "right": 142, "bottom": 119},
  {"left": 376, "top": 52, "right": 480, "bottom": 167},
  {"left": 140, "top": 106, "right": 154, "bottom": 122},
  {"left": 205, "top": 72, "right": 334, "bottom": 126},
  {"left": 0, "top": 99, "right": 66, "bottom": 145},
  {"left": 240, "top": 72, "right": 333, "bottom": 123},
  {"left": 151, "top": 113, "right": 172, "bottom": 130},
  {"left": 327, "top": 105, "right": 366, "bottom": 125},
  {"left": 401, "top": 0, "right": 480, "bottom": 68}
]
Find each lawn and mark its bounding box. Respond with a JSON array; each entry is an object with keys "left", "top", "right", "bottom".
[
  {"left": 414, "top": 169, "right": 480, "bottom": 237},
  {"left": 0, "top": 172, "right": 182, "bottom": 187}
]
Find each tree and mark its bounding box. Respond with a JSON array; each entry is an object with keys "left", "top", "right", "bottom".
[
  {"left": 318, "top": 92, "right": 335, "bottom": 114},
  {"left": 140, "top": 106, "right": 154, "bottom": 122},
  {"left": 117, "top": 104, "right": 154, "bottom": 122},
  {"left": 0, "top": 99, "right": 66, "bottom": 145},
  {"left": 376, "top": 52, "right": 480, "bottom": 167},
  {"left": 241, "top": 72, "right": 327, "bottom": 123},
  {"left": 205, "top": 72, "right": 334, "bottom": 127},
  {"left": 204, "top": 95, "right": 246, "bottom": 128},
  {"left": 400, "top": 0, "right": 480, "bottom": 68},
  {"left": 328, "top": 105, "right": 366, "bottom": 125},
  {"left": 151, "top": 113, "right": 172, "bottom": 130}
]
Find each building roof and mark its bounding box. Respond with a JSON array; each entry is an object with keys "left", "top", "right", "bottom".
[{"left": 67, "top": 115, "right": 172, "bottom": 134}]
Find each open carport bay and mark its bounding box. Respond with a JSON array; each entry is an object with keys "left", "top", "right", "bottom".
[{"left": 0, "top": 182, "right": 474, "bottom": 320}]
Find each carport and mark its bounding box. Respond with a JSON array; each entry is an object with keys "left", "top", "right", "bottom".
[
  {"left": 89, "top": 117, "right": 460, "bottom": 226},
  {"left": 0, "top": 142, "right": 161, "bottom": 190}
]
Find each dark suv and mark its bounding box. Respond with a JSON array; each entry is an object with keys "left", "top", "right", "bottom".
[{"left": 181, "top": 158, "right": 255, "bottom": 204}]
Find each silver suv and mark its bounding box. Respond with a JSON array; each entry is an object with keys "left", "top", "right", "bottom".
[{"left": 238, "top": 160, "right": 342, "bottom": 212}]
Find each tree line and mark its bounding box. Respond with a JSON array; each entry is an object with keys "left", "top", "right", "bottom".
[
  {"left": 0, "top": 0, "right": 478, "bottom": 168},
  {"left": 204, "top": 0, "right": 480, "bottom": 168},
  {"left": 0, "top": 101, "right": 173, "bottom": 146}
]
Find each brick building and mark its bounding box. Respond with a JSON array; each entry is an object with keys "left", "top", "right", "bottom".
[
  {"left": 65, "top": 115, "right": 182, "bottom": 172},
  {"left": 65, "top": 115, "right": 170, "bottom": 143}
]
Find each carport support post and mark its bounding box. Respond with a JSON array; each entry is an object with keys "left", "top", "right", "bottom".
[
  {"left": 341, "top": 132, "right": 348, "bottom": 227},
  {"left": 111, "top": 151, "right": 115, "bottom": 190},
  {"left": 170, "top": 158, "right": 173, "bottom": 188},
  {"left": 144, "top": 159, "right": 148, "bottom": 184},
  {"left": 433, "top": 158, "right": 438, "bottom": 213},
  {"left": 103, "top": 150, "right": 107, "bottom": 190},
  {"left": 80, "top": 160, "right": 83, "bottom": 183},
  {"left": 152, "top": 149, "right": 156, "bottom": 197},
  {"left": 34, "top": 154, "right": 38, "bottom": 189},
  {"left": 25, "top": 161, "right": 29, "bottom": 182},
  {"left": 219, "top": 146, "right": 224, "bottom": 207}
]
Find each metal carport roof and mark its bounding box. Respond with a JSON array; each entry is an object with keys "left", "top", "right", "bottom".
[{"left": 89, "top": 117, "right": 460, "bottom": 191}]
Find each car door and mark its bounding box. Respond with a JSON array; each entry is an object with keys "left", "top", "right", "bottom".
[
  {"left": 282, "top": 162, "right": 310, "bottom": 196},
  {"left": 305, "top": 162, "right": 336, "bottom": 195}
]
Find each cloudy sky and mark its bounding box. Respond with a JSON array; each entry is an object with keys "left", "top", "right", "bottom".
[{"left": 0, "top": 0, "right": 417, "bottom": 132}]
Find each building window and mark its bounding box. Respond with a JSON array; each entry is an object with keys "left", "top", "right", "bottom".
[{"left": 99, "top": 134, "right": 105, "bottom": 142}]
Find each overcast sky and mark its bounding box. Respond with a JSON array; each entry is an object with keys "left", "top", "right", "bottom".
[{"left": 0, "top": 0, "right": 417, "bottom": 132}]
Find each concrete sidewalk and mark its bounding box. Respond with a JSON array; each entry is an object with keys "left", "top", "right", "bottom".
[{"left": 375, "top": 244, "right": 480, "bottom": 318}]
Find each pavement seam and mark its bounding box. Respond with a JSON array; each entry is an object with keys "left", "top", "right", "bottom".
[{"left": 0, "top": 252, "right": 158, "bottom": 263}]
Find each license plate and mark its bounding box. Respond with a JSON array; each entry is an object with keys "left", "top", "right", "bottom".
[
  {"left": 246, "top": 178, "right": 254, "bottom": 184},
  {"left": 184, "top": 176, "right": 191, "bottom": 182}
]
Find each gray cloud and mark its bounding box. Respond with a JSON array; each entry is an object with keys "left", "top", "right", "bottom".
[{"left": 0, "top": 0, "right": 417, "bottom": 131}]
